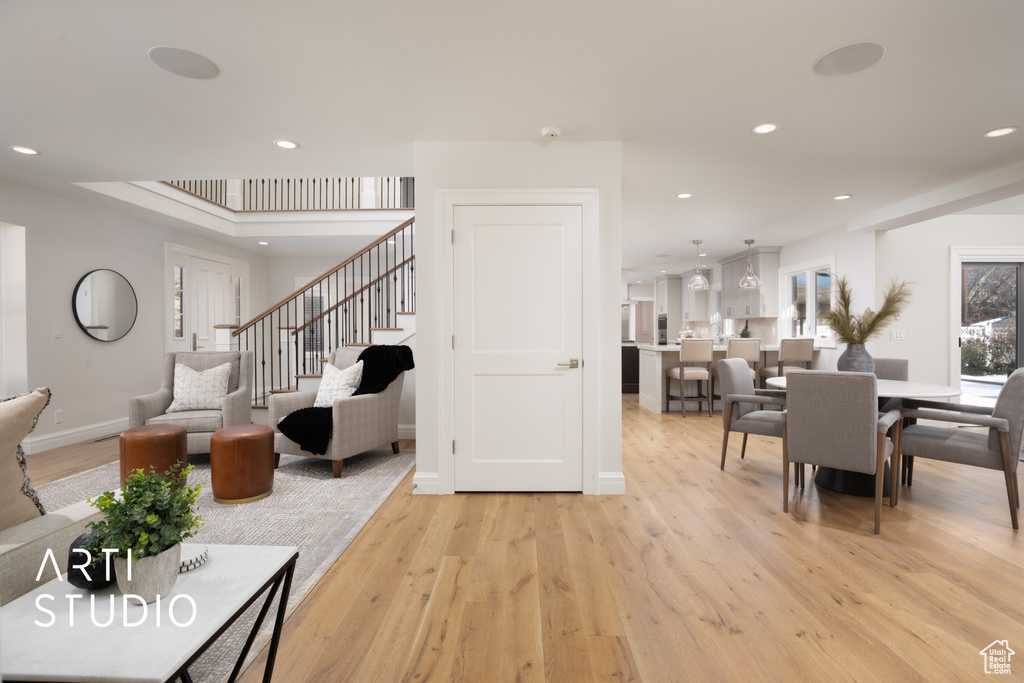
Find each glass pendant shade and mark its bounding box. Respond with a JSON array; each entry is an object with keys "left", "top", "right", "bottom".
[
  {"left": 737, "top": 239, "right": 762, "bottom": 290},
  {"left": 688, "top": 239, "right": 709, "bottom": 291}
]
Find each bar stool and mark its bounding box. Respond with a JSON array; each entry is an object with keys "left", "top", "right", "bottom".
[
  {"left": 665, "top": 338, "right": 714, "bottom": 417},
  {"left": 726, "top": 337, "right": 761, "bottom": 382},
  {"left": 760, "top": 337, "right": 814, "bottom": 388}
]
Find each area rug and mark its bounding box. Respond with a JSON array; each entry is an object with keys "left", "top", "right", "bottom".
[{"left": 36, "top": 448, "right": 415, "bottom": 683}]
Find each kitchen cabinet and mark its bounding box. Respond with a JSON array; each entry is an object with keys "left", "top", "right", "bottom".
[
  {"left": 682, "top": 270, "right": 710, "bottom": 322},
  {"left": 654, "top": 274, "right": 683, "bottom": 338},
  {"left": 622, "top": 345, "right": 639, "bottom": 393},
  {"left": 719, "top": 247, "right": 780, "bottom": 319}
]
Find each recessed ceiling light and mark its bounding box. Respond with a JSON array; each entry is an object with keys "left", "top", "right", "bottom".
[
  {"left": 147, "top": 46, "right": 219, "bottom": 79},
  {"left": 274, "top": 139, "right": 299, "bottom": 149},
  {"left": 660, "top": 270, "right": 667, "bottom": 273},
  {"left": 699, "top": 253, "right": 707, "bottom": 257},
  {"left": 10, "top": 146, "right": 39, "bottom": 155},
  {"left": 753, "top": 123, "right": 779, "bottom": 135},
  {"left": 834, "top": 194, "right": 853, "bottom": 200},
  {"left": 258, "top": 241, "right": 269, "bottom": 245},
  {"left": 813, "top": 42, "right": 885, "bottom": 77},
  {"left": 636, "top": 280, "right": 642, "bottom": 283},
  {"left": 984, "top": 127, "right": 1018, "bottom": 138},
  {"left": 677, "top": 193, "right": 692, "bottom": 199}
]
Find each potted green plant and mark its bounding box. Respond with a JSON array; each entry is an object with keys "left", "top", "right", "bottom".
[
  {"left": 819, "top": 276, "right": 912, "bottom": 372},
  {"left": 88, "top": 463, "right": 203, "bottom": 603}
]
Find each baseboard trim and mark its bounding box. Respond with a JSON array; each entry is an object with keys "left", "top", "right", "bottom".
[
  {"left": 398, "top": 425, "right": 416, "bottom": 440},
  {"left": 597, "top": 472, "right": 626, "bottom": 495},
  {"left": 411, "top": 472, "right": 439, "bottom": 495},
  {"left": 23, "top": 417, "right": 128, "bottom": 455}
]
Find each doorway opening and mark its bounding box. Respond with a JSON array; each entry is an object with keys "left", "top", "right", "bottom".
[{"left": 960, "top": 262, "right": 1022, "bottom": 406}]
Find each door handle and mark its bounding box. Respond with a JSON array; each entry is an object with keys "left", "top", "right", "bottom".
[{"left": 557, "top": 359, "right": 579, "bottom": 369}]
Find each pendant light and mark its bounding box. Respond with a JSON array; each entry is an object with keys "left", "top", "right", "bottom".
[
  {"left": 688, "top": 240, "right": 709, "bottom": 291},
  {"left": 737, "top": 239, "right": 762, "bottom": 290}
]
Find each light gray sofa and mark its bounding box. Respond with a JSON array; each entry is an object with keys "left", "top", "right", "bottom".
[{"left": 0, "top": 501, "right": 100, "bottom": 605}]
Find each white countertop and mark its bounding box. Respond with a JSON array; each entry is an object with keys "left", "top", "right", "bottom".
[
  {"left": 766, "top": 376, "right": 961, "bottom": 398},
  {"left": 638, "top": 342, "right": 782, "bottom": 352}
]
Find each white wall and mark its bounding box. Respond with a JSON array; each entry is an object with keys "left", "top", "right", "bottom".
[
  {"left": 875, "top": 214, "right": 1024, "bottom": 384},
  {"left": 0, "top": 179, "right": 270, "bottom": 450},
  {"left": 627, "top": 283, "right": 654, "bottom": 299},
  {"left": 780, "top": 226, "right": 876, "bottom": 370},
  {"left": 413, "top": 141, "right": 623, "bottom": 494},
  {"left": 1, "top": 224, "right": 28, "bottom": 396}
]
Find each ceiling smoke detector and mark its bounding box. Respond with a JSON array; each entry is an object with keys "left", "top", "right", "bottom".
[{"left": 541, "top": 127, "right": 562, "bottom": 140}]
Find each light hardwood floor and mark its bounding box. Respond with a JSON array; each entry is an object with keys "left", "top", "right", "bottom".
[{"left": 30, "top": 400, "right": 1024, "bottom": 681}]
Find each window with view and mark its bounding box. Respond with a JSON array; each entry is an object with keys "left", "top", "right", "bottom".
[{"left": 779, "top": 259, "right": 834, "bottom": 345}]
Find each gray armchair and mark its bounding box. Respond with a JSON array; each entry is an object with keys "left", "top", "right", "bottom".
[
  {"left": 782, "top": 370, "right": 901, "bottom": 534},
  {"left": 718, "top": 357, "right": 787, "bottom": 470},
  {"left": 899, "top": 367, "right": 1024, "bottom": 530},
  {"left": 129, "top": 351, "right": 253, "bottom": 455},
  {"left": 269, "top": 347, "right": 404, "bottom": 478}
]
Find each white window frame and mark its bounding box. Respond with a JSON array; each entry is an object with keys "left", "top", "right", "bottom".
[{"left": 778, "top": 255, "right": 837, "bottom": 348}]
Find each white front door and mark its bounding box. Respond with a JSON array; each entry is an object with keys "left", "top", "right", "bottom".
[
  {"left": 453, "top": 204, "right": 584, "bottom": 491},
  {"left": 166, "top": 247, "right": 247, "bottom": 354},
  {"left": 190, "top": 257, "right": 242, "bottom": 351}
]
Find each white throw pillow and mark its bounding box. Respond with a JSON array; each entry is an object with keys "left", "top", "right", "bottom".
[
  {"left": 314, "top": 361, "right": 363, "bottom": 408},
  {"left": 167, "top": 362, "right": 232, "bottom": 412}
]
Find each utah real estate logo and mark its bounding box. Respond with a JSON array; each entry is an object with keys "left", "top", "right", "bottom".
[{"left": 980, "top": 640, "right": 1014, "bottom": 675}]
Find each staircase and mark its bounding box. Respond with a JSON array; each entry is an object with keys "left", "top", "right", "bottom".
[{"left": 233, "top": 217, "right": 415, "bottom": 407}]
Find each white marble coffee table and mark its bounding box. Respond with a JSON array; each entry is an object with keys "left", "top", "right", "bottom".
[{"left": 0, "top": 543, "right": 298, "bottom": 682}]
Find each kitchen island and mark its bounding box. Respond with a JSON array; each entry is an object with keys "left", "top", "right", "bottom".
[{"left": 638, "top": 341, "right": 820, "bottom": 414}]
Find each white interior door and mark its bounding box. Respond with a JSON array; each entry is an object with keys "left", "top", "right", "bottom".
[
  {"left": 453, "top": 204, "right": 583, "bottom": 491},
  {"left": 189, "top": 256, "right": 243, "bottom": 352}
]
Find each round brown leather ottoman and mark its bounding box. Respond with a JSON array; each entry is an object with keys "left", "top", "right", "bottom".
[
  {"left": 210, "top": 424, "right": 275, "bottom": 504},
  {"left": 119, "top": 425, "right": 188, "bottom": 484}
]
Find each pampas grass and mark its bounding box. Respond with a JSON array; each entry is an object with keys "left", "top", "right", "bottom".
[{"left": 820, "top": 276, "right": 912, "bottom": 345}]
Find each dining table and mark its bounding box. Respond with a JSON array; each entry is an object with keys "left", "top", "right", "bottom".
[{"left": 765, "top": 375, "right": 962, "bottom": 497}]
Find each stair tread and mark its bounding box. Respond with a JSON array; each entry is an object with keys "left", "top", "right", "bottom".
[{"left": 372, "top": 327, "right": 404, "bottom": 332}]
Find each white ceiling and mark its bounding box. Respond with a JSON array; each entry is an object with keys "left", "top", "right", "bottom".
[{"left": 3, "top": 1, "right": 1024, "bottom": 274}]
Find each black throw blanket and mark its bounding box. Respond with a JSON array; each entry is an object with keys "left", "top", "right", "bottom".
[{"left": 277, "top": 345, "right": 415, "bottom": 455}]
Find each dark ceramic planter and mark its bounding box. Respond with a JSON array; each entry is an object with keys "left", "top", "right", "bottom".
[{"left": 837, "top": 343, "right": 874, "bottom": 373}]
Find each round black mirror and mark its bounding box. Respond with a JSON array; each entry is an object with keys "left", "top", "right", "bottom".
[{"left": 72, "top": 269, "right": 138, "bottom": 342}]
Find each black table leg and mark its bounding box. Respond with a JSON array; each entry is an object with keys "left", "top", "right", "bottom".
[
  {"left": 226, "top": 557, "right": 295, "bottom": 683},
  {"left": 262, "top": 560, "right": 295, "bottom": 682},
  {"left": 814, "top": 462, "right": 891, "bottom": 497}
]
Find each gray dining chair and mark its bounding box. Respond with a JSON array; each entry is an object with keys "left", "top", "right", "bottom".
[
  {"left": 718, "top": 358, "right": 787, "bottom": 470},
  {"left": 873, "top": 358, "right": 914, "bottom": 483},
  {"left": 898, "top": 367, "right": 1024, "bottom": 530},
  {"left": 873, "top": 357, "right": 909, "bottom": 382},
  {"left": 782, "top": 370, "right": 902, "bottom": 534}
]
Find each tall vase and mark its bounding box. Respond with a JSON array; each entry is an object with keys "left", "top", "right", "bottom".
[
  {"left": 114, "top": 543, "right": 181, "bottom": 603},
  {"left": 837, "top": 343, "right": 874, "bottom": 373}
]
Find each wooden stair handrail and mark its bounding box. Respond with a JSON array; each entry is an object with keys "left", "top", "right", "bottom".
[
  {"left": 233, "top": 216, "right": 414, "bottom": 337},
  {"left": 291, "top": 256, "right": 414, "bottom": 335}
]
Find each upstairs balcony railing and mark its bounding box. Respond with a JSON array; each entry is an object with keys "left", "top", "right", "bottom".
[
  {"left": 233, "top": 217, "right": 415, "bottom": 404},
  {"left": 165, "top": 177, "right": 414, "bottom": 212}
]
